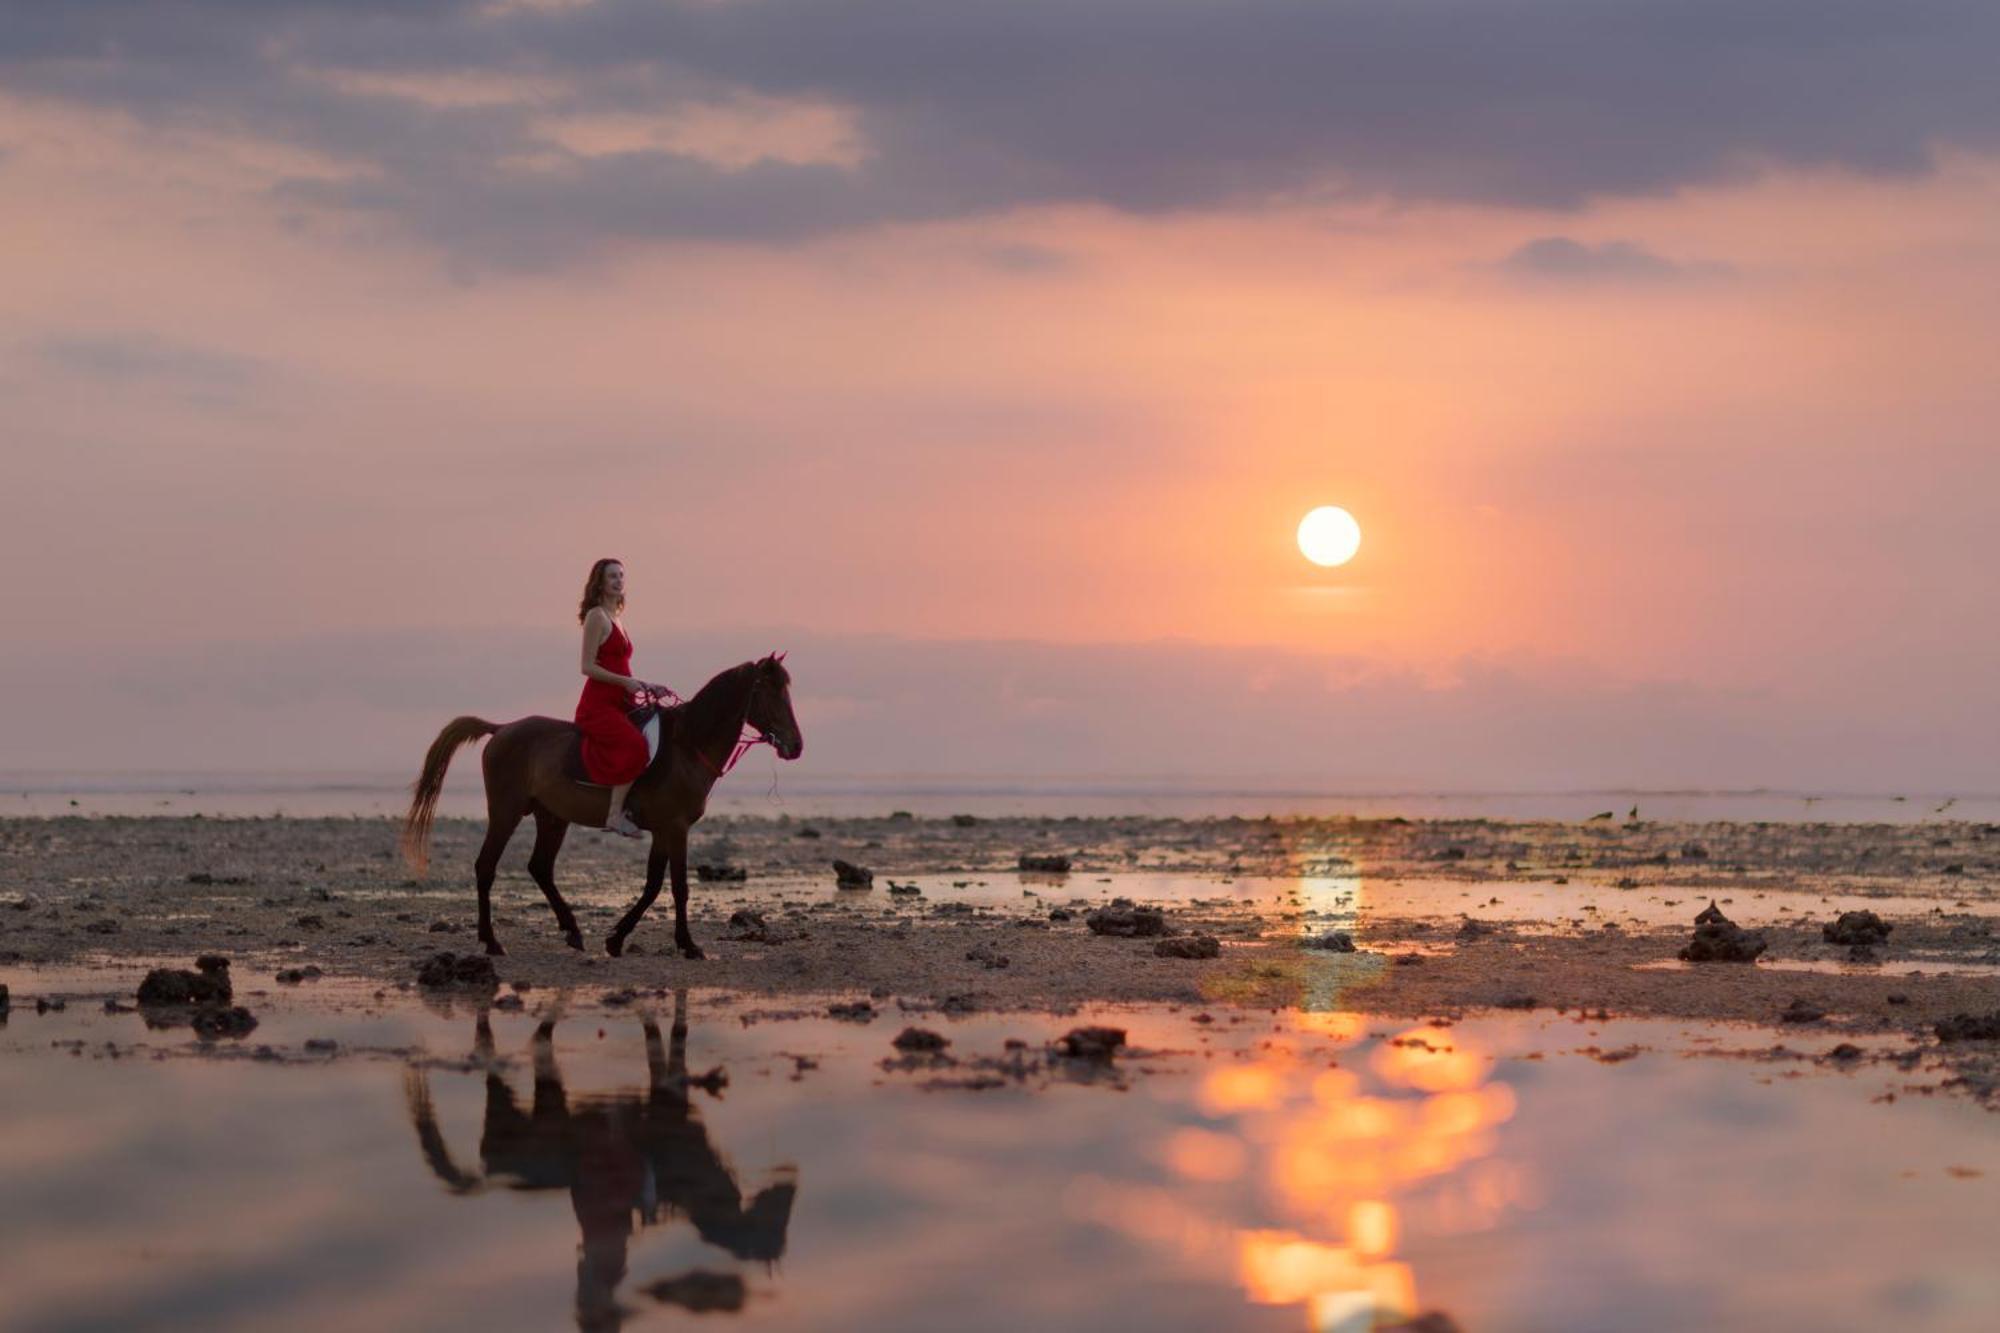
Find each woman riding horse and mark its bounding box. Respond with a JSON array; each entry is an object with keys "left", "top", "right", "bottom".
[{"left": 575, "top": 557, "right": 654, "bottom": 838}]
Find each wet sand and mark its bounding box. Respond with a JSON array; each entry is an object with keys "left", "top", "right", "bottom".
[{"left": 3, "top": 814, "right": 1994, "bottom": 1057}]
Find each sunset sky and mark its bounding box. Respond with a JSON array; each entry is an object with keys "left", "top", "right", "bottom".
[{"left": 5, "top": 1, "right": 1999, "bottom": 788}]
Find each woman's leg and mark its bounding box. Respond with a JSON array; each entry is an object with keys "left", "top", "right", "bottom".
[{"left": 600, "top": 780, "right": 640, "bottom": 832}]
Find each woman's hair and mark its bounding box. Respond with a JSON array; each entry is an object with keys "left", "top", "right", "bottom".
[{"left": 578, "top": 557, "right": 626, "bottom": 623}]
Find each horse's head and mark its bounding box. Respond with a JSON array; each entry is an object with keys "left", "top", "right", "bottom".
[{"left": 747, "top": 653, "right": 803, "bottom": 760}]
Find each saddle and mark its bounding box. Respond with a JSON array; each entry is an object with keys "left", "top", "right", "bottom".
[{"left": 563, "top": 700, "right": 677, "bottom": 788}]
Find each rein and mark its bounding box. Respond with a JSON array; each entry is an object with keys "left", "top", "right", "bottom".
[{"left": 638, "top": 680, "right": 772, "bottom": 780}]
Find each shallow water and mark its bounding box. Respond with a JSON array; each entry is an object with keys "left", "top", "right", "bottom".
[{"left": 1, "top": 973, "right": 1994, "bottom": 1333}]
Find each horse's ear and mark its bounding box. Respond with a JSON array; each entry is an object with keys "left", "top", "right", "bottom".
[{"left": 774, "top": 650, "right": 787, "bottom": 662}]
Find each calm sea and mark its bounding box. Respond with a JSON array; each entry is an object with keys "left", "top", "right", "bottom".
[{"left": 0, "top": 770, "right": 1992, "bottom": 824}]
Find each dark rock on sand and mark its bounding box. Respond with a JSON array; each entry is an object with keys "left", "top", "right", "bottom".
[
  {"left": 1019, "top": 853, "right": 1072, "bottom": 874},
  {"left": 1047, "top": 907, "right": 1074, "bottom": 922},
  {"left": 951, "top": 813, "right": 980, "bottom": 827},
  {"left": 1155, "top": 935, "right": 1221, "bottom": 959},
  {"left": 695, "top": 862, "right": 748, "bottom": 882},
  {"left": 416, "top": 952, "right": 499, "bottom": 991},
  {"left": 1306, "top": 931, "right": 1357, "bottom": 952},
  {"left": 1679, "top": 902, "right": 1767, "bottom": 963},
  {"left": 1456, "top": 918, "right": 1496, "bottom": 940},
  {"left": 1934, "top": 1012, "right": 2000, "bottom": 1042},
  {"left": 887, "top": 882, "right": 922, "bottom": 896},
  {"left": 190, "top": 1005, "right": 259, "bottom": 1039},
  {"left": 1086, "top": 899, "right": 1166, "bottom": 937},
  {"left": 1825, "top": 1044, "right": 1865, "bottom": 1063},
  {"left": 274, "top": 965, "right": 324, "bottom": 985},
  {"left": 644, "top": 1269, "right": 746, "bottom": 1313},
  {"left": 137, "top": 955, "right": 233, "bottom": 1006},
  {"left": 828, "top": 1000, "right": 876, "bottom": 1021},
  {"left": 833, "top": 859, "right": 874, "bottom": 888},
  {"left": 1055, "top": 1026, "right": 1127, "bottom": 1061},
  {"left": 727, "top": 909, "right": 771, "bottom": 942},
  {"left": 1823, "top": 911, "right": 1893, "bottom": 947},
  {"left": 0, "top": 983, "right": 9, "bottom": 1014},
  {"left": 1780, "top": 998, "right": 1826, "bottom": 1024},
  {"left": 893, "top": 1027, "right": 950, "bottom": 1053}
]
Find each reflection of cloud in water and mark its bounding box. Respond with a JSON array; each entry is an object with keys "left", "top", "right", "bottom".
[{"left": 1071, "top": 1014, "right": 1526, "bottom": 1330}]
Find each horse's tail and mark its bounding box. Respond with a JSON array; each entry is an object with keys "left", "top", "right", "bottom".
[{"left": 401, "top": 716, "right": 499, "bottom": 877}]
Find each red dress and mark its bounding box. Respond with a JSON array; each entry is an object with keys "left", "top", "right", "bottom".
[{"left": 575, "top": 622, "right": 649, "bottom": 785}]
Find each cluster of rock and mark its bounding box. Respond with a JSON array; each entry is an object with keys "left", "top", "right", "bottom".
[
  {"left": 135, "top": 955, "right": 258, "bottom": 1038},
  {"left": 1678, "top": 901, "right": 1767, "bottom": 963},
  {"left": 416, "top": 951, "right": 499, "bottom": 991}
]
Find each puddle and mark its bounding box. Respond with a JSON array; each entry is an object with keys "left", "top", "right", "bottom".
[
  {"left": 0, "top": 978, "right": 1995, "bottom": 1333},
  {"left": 1635, "top": 957, "right": 2000, "bottom": 978}
]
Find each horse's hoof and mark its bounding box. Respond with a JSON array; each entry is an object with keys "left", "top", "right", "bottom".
[
  {"left": 483, "top": 939, "right": 507, "bottom": 958},
  {"left": 605, "top": 936, "right": 625, "bottom": 958},
  {"left": 679, "top": 943, "right": 706, "bottom": 961},
  {"left": 564, "top": 932, "right": 584, "bottom": 953}
]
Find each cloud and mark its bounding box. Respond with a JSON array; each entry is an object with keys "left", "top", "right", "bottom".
[
  {"left": 1495, "top": 236, "right": 1728, "bottom": 284},
  {"left": 4, "top": 1, "right": 1998, "bottom": 264},
  {"left": 31, "top": 333, "right": 271, "bottom": 392}
]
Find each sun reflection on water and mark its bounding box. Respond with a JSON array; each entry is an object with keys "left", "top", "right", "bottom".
[{"left": 1071, "top": 998, "right": 1527, "bottom": 1330}]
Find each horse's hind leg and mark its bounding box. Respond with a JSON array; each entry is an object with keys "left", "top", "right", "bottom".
[
  {"left": 527, "top": 807, "right": 583, "bottom": 952},
  {"left": 474, "top": 803, "right": 527, "bottom": 957}
]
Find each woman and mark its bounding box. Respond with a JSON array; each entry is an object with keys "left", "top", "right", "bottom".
[{"left": 575, "top": 557, "right": 651, "bottom": 837}]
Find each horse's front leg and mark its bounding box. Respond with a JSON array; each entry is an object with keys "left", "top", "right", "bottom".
[
  {"left": 605, "top": 834, "right": 672, "bottom": 958},
  {"left": 668, "top": 833, "right": 703, "bottom": 960}
]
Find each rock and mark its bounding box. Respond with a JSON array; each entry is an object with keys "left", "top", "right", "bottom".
[
  {"left": 304, "top": 1038, "right": 339, "bottom": 1054},
  {"left": 190, "top": 1005, "right": 258, "bottom": 1039},
  {"left": 1085, "top": 899, "right": 1166, "bottom": 937},
  {"left": 1935, "top": 1012, "right": 2000, "bottom": 1042},
  {"left": 1679, "top": 904, "right": 1767, "bottom": 963},
  {"left": 796, "top": 825, "right": 822, "bottom": 839},
  {"left": 1779, "top": 998, "right": 1825, "bottom": 1024},
  {"left": 85, "top": 918, "right": 120, "bottom": 935},
  {"left": 1681, "top": 843, "right": 1710, "bottom": 859},
  {"left": 1823, "top": 911, "right": 1892, "bottom": 947},
  {"left": 1456, "top": 918, "right": 1495, "bottom": 940},
  {"left": 643, "top": 1269, "right": 746, "bottom": 1314},
  {"left": 1825, "top": 1044, "right": 1865, "bottom": 1063},
  {"left": 416, "top": 952, "right": 499, "bottom": 991},
  {"left": 137, "top": 955, "right": 233, "bottom": 1006},
  {"left": 887, "top": 882, "right": 922, "bottom": 897},
  {"left": 833, "top": 859, "right": 874, "bottom": 888},
  {"left": 0, "top": 983, "right": 8, "bottom": 1013},
  {"left": 893, "top": 1027, "right": 950, "bottom": 1053},
  {"left": 1494, "top": 994, "right": 1538, "bottom": 1010},
  {"left": 726, "top": 909, "right": 770, "bottom": 942},
  {"left": 1846, "top": 944, "right": 1880, "bottom": 964},
  {"left": 274, "top": 966, "right": 324, "bottom": 985},
  {"left": 1047, "top": 907, "right": 1074, "bottom": 922},
  {"left": 426, "top": 920, "right": 453, "bottom": 933},
  {"left": 965, "top": 945, "right": 1011, "bottom": 970},
  {"left": 1018, "top": 853, "right": 1072, "bottom": 874},
  {"left": 1055, "top": 1026, "right": 1127, "bottom": 1061},
  {"left": 294, "top": 914, "right": 325, "bottom": 930},
  {"left": 1305, "top": 931, "right": 1357, "bottom": 952},
  {"left": 951, "top": 813, "right": 980, "bottom": 827},
  {"left": 828, "top": 1000, "right": 875, "bottom": 1021},
  {"left": 1382, "top": 1315, "right": 1464, "bottom": 1333},
  {"left": 695, "top": 863, "right": 748, "bottom": 882},
  {"left": 1155, "top": 935, "right": 1221, "bottom": 959}
]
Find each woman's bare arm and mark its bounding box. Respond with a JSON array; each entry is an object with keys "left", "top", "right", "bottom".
[{"left": 580, "top": 609, "right": 640, "bottom": 692}]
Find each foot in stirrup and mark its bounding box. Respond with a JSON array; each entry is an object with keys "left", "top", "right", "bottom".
[{"left": 608, "top": 808, "right": 644, "bottom": 839}]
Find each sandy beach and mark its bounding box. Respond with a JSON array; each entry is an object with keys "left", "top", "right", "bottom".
[{"left": 6, "top": 815, "right": 1994, "bottom": 1078}]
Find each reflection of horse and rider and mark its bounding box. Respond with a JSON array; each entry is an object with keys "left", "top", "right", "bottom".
[{"left": 403, "top": 990, "right": 798, "bottom": 1331}]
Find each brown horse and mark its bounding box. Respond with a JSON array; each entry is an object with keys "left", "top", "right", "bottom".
[{"left": 401, "top": 654, "right": 802, "bottom": 959}]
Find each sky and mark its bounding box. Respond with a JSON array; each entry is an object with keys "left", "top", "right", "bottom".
[{"left": 3, "top": 0, "right": 1999, "bottom": 790}]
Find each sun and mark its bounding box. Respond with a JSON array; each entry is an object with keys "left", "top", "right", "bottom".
[{"left": 1297, "top": 506, "right": 1362, "bottom": 568}]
